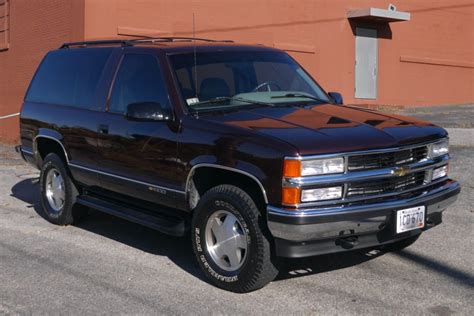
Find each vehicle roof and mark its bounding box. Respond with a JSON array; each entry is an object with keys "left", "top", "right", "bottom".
[{"left": 59, "top": 38, "right": 281, "bottom": 54}]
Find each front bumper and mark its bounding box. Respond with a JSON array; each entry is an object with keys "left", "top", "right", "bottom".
[{"left": 267, "top": 180, "right": 460, "bottom": 258}]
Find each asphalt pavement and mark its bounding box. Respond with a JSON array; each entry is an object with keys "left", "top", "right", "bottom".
[{"left": 0, "top": 144, "right": 473, "bottom": 315}]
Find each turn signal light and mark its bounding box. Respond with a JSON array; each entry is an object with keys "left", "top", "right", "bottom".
[
  {"left": 282, "top": 187, "right": 300, "bottom": 205},
  {"left": 283, "top": 160, "right": 301, "bottom": 178},
  {"left": 432, "top": 164, "right": 448, "bottom": 180}
]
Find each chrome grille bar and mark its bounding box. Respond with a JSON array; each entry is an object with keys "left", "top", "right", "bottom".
[{"left": 347, "top": 146, "right": 428, "bottom": 171}]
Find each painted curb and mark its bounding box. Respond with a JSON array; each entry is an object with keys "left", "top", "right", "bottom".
[{"left": 446, "top": 128, "right": 474, "bottom": 147}]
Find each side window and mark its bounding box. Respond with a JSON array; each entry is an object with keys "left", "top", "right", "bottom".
[
  {"left": 109, "top": 54, "right": 170, "bottom": 114},
  {"left": 26, "top": 48, "right": 112, "bottom": 109}
]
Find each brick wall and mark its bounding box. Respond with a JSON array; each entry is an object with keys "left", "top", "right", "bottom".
[
  {"left": 0, "top": 0, "right": 473, "bottom": 143},
  {"left": 84, "top": 0, "right": 474, "bottom": 108},
  {"left": 0, "top": 0, "right": 84, "bottom": 143},
  {"left": 0, "top": 0, "right": 10, "bottom": 51}
]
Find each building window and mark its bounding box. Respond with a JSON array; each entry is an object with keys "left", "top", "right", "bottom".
[{"left": 0, "top": 0, "right": 9, "bottom": 51}]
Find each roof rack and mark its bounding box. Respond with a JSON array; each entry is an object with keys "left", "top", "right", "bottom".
[
  {"left": 59, "top": 37, "right": 234, "bottom": 49},
  {"left": 60, "top": 40, "right": 134, "bottom": 49},
  {"left": 133, "top": 37, "right": 234, "bottom": 43}
]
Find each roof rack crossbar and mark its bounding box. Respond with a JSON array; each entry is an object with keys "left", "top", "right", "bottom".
[{"left": 60, "top": 40, "right": 134, "bottom": 49}]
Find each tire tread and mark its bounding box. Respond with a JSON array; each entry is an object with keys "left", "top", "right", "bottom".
[{"left": 192, "top": 184, "right": 278, "bottom": 293}]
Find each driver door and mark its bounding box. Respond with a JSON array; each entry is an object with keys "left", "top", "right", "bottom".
[{"left": 96, "top": 52, "right": 182, "bottom": 209}]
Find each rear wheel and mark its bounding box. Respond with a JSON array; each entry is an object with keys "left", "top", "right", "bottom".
[
  {"left": 39, "top": 153, "right": 87, "bottom": 225},
  {"left": 191, "top": 184, "right": 278, "bottom": 293}
]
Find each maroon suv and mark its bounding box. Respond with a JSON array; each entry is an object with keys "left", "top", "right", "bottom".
[{"left": 17, "top": 38, "right": 460, "bottom": 292}]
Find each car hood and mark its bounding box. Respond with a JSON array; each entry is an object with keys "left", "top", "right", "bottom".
[{"left": 199, "top": 104, "right": 447, "bottom": 155}]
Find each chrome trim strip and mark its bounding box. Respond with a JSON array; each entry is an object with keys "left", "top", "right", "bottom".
[
  {"left": 185, "top": 163, "right": 268, "bottom": 204},
  {"left": 34, "top": 135, "right": 69, "bottom": 163},
  {"left": 283, "top": 155, "right": 449, "bottom": 187},
  {"left": 268, "top": 180, "right": 459, "bottom": 218},
  {"left": 20, "top": 148, "right": 34, "bottom": 156},
  {"left": 69, "top": 163, "right": 186, "bottom": 194},
  {"left": 284, "top": 138, "right": 447, "bottom": 161}
]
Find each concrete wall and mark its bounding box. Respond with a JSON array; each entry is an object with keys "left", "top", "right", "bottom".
[
  {"left": 0, "top": 0, "right": 84, "bottom": 143},
  {"left": 84, "top": 0, "right": 474, "bottom": 107}
]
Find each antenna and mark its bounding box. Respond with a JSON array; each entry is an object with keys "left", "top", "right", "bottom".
[{"left": 193, "top": 13, "right": 198, "bottom": 98}]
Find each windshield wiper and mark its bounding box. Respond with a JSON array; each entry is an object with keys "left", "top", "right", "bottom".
[
  {"left": 271, "top": 93, "right": 329, "bottom": 104},
  {"left": 190, "top": 96, "right": 274, "bottom": 108}
]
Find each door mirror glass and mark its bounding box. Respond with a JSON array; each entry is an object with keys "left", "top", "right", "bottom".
[
  {"left": 328, "top": 92, "right": 344, "bottom": 105},
  {"left": 125, "top": 102, "right": 170, "bottom": 121}
]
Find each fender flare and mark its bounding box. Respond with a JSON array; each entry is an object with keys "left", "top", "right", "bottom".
[
  {"left": 33, "top": 132, "right": 69, "bottom": 164},
  {"left": 185, "top": 163, "right": 269, "bottom": 204}
]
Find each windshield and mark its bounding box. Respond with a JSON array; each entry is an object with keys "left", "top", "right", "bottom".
[{"left": 169, "top": 50, "right": 330, "bottom": 111}]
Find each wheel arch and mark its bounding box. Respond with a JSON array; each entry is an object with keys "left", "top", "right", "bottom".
[
  {"left": 34, "top": 133, "right": 69, "bottom": 167},
  {"left": 186, "top": 164, "right": 269, "bottom": 212}
]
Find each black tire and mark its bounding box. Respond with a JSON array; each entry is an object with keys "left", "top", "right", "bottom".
[
  {"left": 191, "top": 184, "right": 278, "bottom": 293},
  {"left": 39, "top": 153, "right": 87, "bottom": 225},
  {"left": 382, "top": 234, "right": 420, "bottom": 252}
]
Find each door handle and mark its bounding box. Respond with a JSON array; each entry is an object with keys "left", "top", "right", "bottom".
[{"left": 98, "top": 124, "right": 109, "bottom": 134}]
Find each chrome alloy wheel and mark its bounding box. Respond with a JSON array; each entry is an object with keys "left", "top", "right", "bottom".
[
  {"left": 205, "top": 210, "right": 248, "bottom": 271},
  {"left": 45, "top": 168, "right": 65, "bottom": 212}
]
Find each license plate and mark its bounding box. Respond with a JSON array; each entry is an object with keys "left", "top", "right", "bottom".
[{"left": 396, "top": 206, "right": 425, "bottom": 233}]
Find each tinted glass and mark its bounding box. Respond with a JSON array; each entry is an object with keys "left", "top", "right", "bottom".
[
  {"left": 109, "top": 54, "right": 170, "bottom": 114},
  {"left": 26, "top": 48, "right": 112, "bottom": 109},
  {"left": 169, "top": 51, "right": 329, "bottom": 111}
]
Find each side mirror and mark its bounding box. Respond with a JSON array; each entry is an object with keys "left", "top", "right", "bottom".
[
  {"left": 328, "top": 92, "right": 344, "bottom": 105},
  {"left": 125, "top": 102, "right": 170, "bottom": 121}
]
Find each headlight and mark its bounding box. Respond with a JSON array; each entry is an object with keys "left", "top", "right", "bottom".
[
  {"left": 284, "top": 157, "right": 344, "bottom": 177},
  {"left": 301, "top": 158, "right": 344, "bottom": 176},
  {"left": 430, "top": 139, "right": 449, "bottom": 158},
  {"left": 301, "top": 186, "right": 343, "bottom": 202}
]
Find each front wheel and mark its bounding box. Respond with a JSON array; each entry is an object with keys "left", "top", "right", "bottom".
[{"left": 191, "top": 185, "right": 278, "bottom": 293}]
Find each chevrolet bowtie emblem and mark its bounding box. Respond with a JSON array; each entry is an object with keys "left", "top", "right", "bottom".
[{"left": 393, "top": 166, "right": 409, "bottom": 177}]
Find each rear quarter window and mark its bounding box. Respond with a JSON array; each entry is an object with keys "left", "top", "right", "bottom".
[{"left": 25, "top": 48, "right": 112, "bottom": 109}]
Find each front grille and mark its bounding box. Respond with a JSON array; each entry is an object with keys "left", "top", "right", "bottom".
[
  {"left": 348, "top": 146, "right": 428, "bottom": 171},
  {"left": 346, "top": 171, "right": 426, "bottom": 198},
  {"left": 345, "top": 179, "right": 448, "bottom": 206}
]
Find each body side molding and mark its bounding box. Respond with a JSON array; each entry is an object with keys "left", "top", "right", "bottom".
[{"left": 69, "top": 163, "right": 186, "bottom": 195}]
